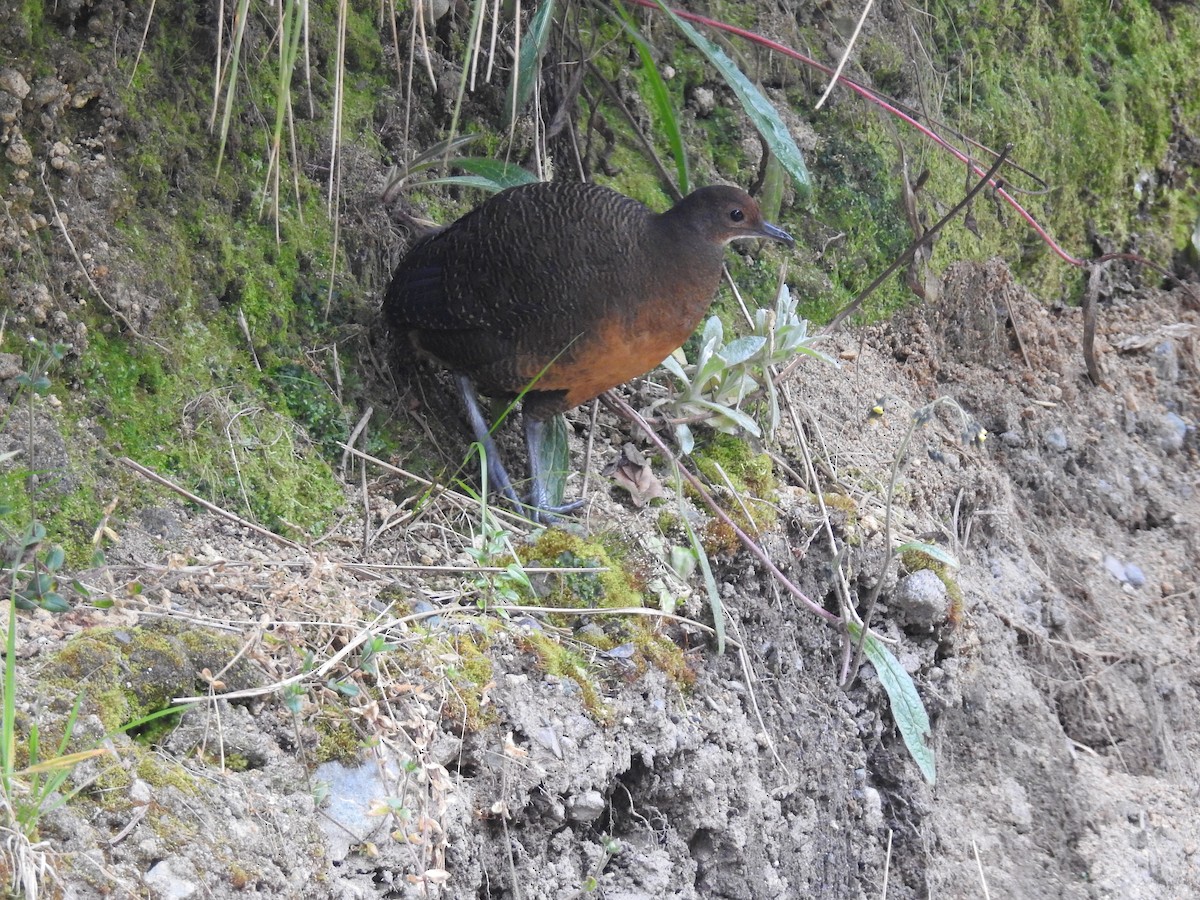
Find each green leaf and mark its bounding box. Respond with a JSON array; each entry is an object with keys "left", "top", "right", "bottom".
[
  {"left": 40, "top": 593, "right": 70, "bottom": 614},
  {"left": 506, "top": 0, "right": 556, "bottom": 124},
  {"left": 452, "top": 157, "right": 541, "bottom": 188},
  {"left": 660, "top": 353, "right": 689, "bottom": 383},
  {"left": 674, "top": 422, "right": 695, "bottom": 455},
  {"left": 719, "top": 335, "right": 766, "bottom": 366},
  {"left": 896, "top": 541, "right": 960, "bottom": 569},
  {"left": 419, "top": 175, "right": 518, "bottom": 194},
  {"left": 45, "top": 546, "right": 65, "bottom": 571},
  {"left": 652, "top": 1, "right": 811, "bottom": 195},
  {"left": 536, "top": 413, "right": 571, "bottom": 510},
  {"left": 847, "top": 622, "right": 936, "bottom": 784},
  {"left": 683, "top": 493, "right": 725, "bottom": 654},
  {"left": 692, "top": 399, "right": 761, "bottom": 436}
]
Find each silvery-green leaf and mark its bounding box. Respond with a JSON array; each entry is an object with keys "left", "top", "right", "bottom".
[
  {"left": 674, "top": 422, "right": 695, "bottom": 455},
  {"left": 720, "top": 335, "right": 766, "bottom": 366}
]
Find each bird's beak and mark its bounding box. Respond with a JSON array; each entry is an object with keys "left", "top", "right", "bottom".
[{"left": 759, "top": 221, "right": 795, "bottom": 249}]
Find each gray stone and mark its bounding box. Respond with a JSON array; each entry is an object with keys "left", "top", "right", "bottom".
[{"left": 893, "top": 569, "right": 948, "bottom": 629}]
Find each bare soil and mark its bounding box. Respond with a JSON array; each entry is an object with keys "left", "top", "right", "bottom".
[{"left": 1, "top": 0, "right": 1198, "bottom": 898}]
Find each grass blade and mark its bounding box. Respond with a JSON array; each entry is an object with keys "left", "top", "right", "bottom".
[
  {"left": 684, "top": 502, "right": 725, "bottom": 654},
  {"left": 451, "top": 158, "right": 542, "bottom": 187},
  {"left": 612, "top": 1, "right": 690, "bottom": 194}
]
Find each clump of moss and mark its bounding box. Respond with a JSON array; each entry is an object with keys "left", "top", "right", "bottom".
[
  {"left": 315, "top": 718, "right": 364, "bottom": 765},
  {"left": 520, "top": 530, "right": 646, "bottom": 612},
  {"left": 519, "top": 630, "right": 613, "bottom": 723},
  {"left": 438, "top": 634, "right": 499, "bottom": 733},
  {"left": 515, "top": 529, "right": 692, "bottom": 700},
  {"left": 690, "top": 433, "right": 778, "bottom": 555}
]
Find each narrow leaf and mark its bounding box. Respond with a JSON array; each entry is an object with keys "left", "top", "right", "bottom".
[
  {"left": 612, "top": 1, "right": 689, "bottom": 193},
  {"left": 453, "top": 157, "right": 541, "bottom": 188},
  {"left": 847, "top": 621, "right": 936, "bottom": 784},
  {"left": 896, "top": 541, "right": 960, "bottom": 569},
  {"left": 536, "top": 413, "right": 571, "bottom": 509},
  {"left": 692, "top": 399, "right": 761, "bottom": 436},
  {"left": 653, "top": 1, "right": 811, "bottom": 194},
  {"left": 719, "top": 335, "right": 767, "bottom": 366},
  {"left": 506, "top": 0, "right": 556, "bottom": 124},
  {"left": 682, "top": 486, "right": 725, "bottom": 654}
]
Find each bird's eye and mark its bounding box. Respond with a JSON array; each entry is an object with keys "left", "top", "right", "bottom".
[{"left": 730, "top": 208, "right": 745, "bottom": 222}]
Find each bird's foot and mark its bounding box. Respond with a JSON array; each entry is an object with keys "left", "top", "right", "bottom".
[{"left": 522, "top": 496, "right": 586, "bottom": 526}]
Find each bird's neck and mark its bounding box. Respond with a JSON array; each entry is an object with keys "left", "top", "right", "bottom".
[{"left": 632, "top": 213, "right": 728, "bottom": 348}]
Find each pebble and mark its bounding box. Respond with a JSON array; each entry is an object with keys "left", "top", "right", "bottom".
[
  {"left": 144, "top": 857, "right": 199, "bottom": 899},
  {"left": 1042, "top": 427, "right": 1069, "bottom": 452},
  {"left": 1000, "top": 430, "right": 1025, "bottom": 448},
  {"left": 4, "top": 129, "right": 32, "bottom": 166},
  {"left": 689, "top": 86, "right": 716, "bottom": 117},
  {"left": 1158, "top": 412, "right": 1188, "bottom": 454},
  {"left": 1103, "top": 554, "right": 1145, "bottom": 588},
  {"left": 0, "top": 67, "right": 30, "bottom": 99},
  {"left": 893, "top": 569, "right": 948, "bottom": 629},
  {"left": 1152, "top": 340, "right": 1179, "bottom": 383},
  {"left": 567, "top": 790, "right": 605, "bottom": 822}
]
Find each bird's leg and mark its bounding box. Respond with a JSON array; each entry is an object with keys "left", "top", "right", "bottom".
[
  {"left": 524, "top": 415, "right": 586, "bottom": 524},
  {"left": 455, "top": 374, "right": 520, "bottom": 507}
]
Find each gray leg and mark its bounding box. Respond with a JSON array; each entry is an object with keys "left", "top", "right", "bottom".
[{"left": 455, "top": 374, "right": 519, "bottom": 506}]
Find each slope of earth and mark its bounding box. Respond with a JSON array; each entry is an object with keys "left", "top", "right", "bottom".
[{"left": 0, "top": 0, "right": 1197, "bottom": 897}]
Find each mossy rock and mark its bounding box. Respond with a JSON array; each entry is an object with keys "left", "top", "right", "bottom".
[{"left": 43, "top": 619, "right": 263, "bottom": 732}]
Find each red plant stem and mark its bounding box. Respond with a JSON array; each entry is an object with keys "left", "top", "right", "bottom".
[{"left": 628, "top": 0, "right": 1087, "bottom": 267}]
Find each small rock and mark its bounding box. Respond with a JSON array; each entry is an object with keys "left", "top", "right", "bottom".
[
  {"left": 999, "top": 430, "right": 1025, "bottom": 448},
  {"left": 0, "top": 91, "right": 20, "bottom": 124},
  {"left": 0, "top": 353, "right": 21, "bottom": 380},
  {"left": 1103, "top": 554, "right": 1126, "bottom": 582},
  {"left": 1158, "top": 412, "right": 1188, "bottom": 454},
  {"left": 1103, "top": 554, "right": 1144, "bottom": 587},
  {"left": 892, "top": 569, "right": 948, "bottom": 629},
  {"left": 567, "top": 789, "right": 606, "bottom": 822},
  {"left": 27, "top": 75, "right": 67, "bottom": 110},
  {"left": 1152, "top": 340, "right": 1179, "bottom": 384},
  {"left": 689, "top": 86, "right": 716, "bottom": 117},
  {"left": 0, "top": 68, "right": 30, "bottom": 99},
  {"left": 1043, "top": 427, "right": 1069, "bottom": 452},
  {"left": 5, "top": 129, "right": 32, "bottom": 166},
  {"left": 144, "top": 856, "right": 200, "bottom": 899}
]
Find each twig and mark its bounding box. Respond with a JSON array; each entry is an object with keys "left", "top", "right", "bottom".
[
  {"left": 1083, "top": 263, "right": 1106, "bottom": 387},
  {"left": 814, "top": 0, "right": 872, "bottom": 110},
  {"left": 120, "top": 456, "right": 307, "bottom": 553}
]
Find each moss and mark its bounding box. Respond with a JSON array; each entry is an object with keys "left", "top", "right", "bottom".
[
  {"left": 514, "top": 530, "right": 695, "bottom": 697},
  {"left": 136, "top": 752, "right": 202, "bottom": 797},
  {"left": 918, "top": 0, "right": 1200, "bottom": 301},
  {"left": 520, "top": 530, "right": 646, "bottom": 612},
  {"left": 690, "top": 432, "right": 778, "bottom": 554},
  {"left": 315, "top": 718, "right": 363, "bottom": 764},
  {"left": 520, "top": 630, "right": 613, "bottom": 723},
  {"left": 40, "top": 622, "right": 252, "bottom": 734},
  {"left": 434, "top": 633, "right": 499, "bottom": 732}
]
